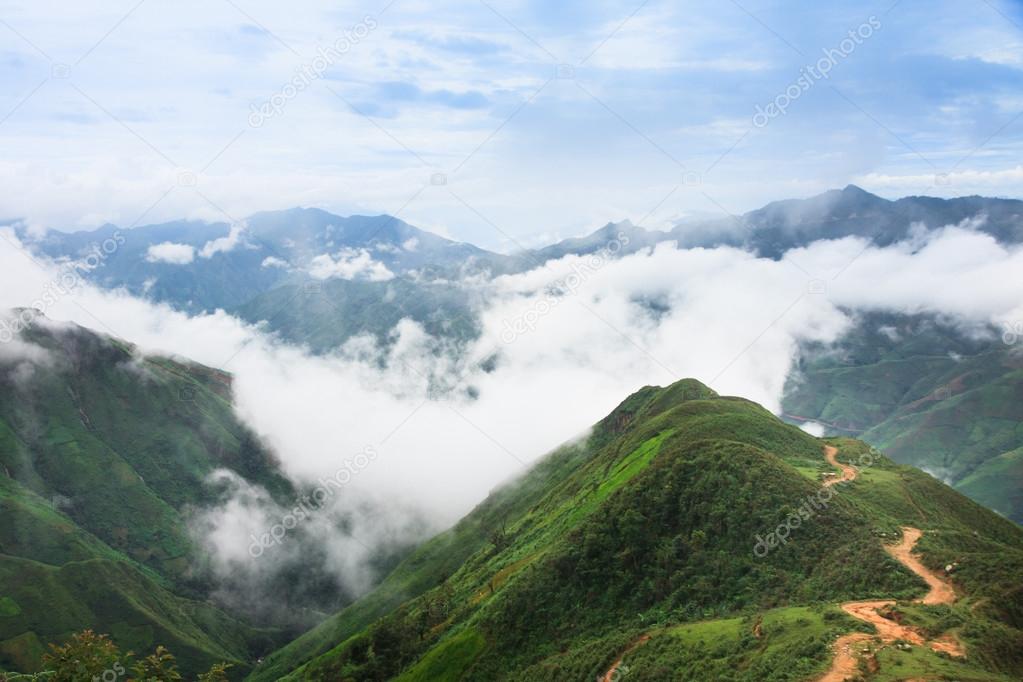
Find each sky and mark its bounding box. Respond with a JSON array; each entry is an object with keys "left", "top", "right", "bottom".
[{"left": 1, "top": 0, "right": 1022, "bottom": 249}]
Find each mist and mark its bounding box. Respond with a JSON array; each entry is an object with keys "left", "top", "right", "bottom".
[{"left": 2, "top": 216, "right": 1022, "bottom": 604}]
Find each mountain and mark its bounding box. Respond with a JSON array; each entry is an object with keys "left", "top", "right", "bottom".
[
  {"left": 19, "top": 188, "right": 1023, "bottom": 348},
  {"left": 783, "top": 312, "right": 1023, "bottom": 524},
  {"left": 671, "top": 185, "right": 1023, "bottom": 258},
  {"left": 250, "top": 378, "right": 1023, "bottom": 681},
  {"left": 0, "top": 312, "right": 363, "bottom": 677},
  {"left": 19, "top": 209, "right": 524, "bottom": 314},
  {"left": 529, "top": 220, "right": 664, "bottom": 263}
]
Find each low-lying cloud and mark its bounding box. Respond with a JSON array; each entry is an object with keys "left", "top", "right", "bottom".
[
  {"left": 308, "top": 247, "right": 395, "bottom": 281},
  {"left": 146, "top": 241, "right": 196, "bottom": 264},
  {"left": 2, "top": 219, "right": 1022, "bottom": 604}
]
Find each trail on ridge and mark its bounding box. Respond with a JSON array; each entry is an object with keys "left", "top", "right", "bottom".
[
  {"left": 823, "top": 444, "right": 858, "bottom": 486},
  {"left": 818, "top": 449, "right": 963, "bottom": 682}
]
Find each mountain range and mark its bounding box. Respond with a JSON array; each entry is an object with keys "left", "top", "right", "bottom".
[
  {"left": 18, "top": 186, "right": 1023, "bottom": 315},
  {"left": 4, "top": 324, "right": 1022, "bottom": 679},
  {"left": 3, "top": 186, "right": 1023, "bottom": 680},
  {"left": 14, "top": 185, "right": 1023, "bottom": 522}
]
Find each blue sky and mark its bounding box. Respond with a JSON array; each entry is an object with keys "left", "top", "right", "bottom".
[{"left": 0, "top": 0, "right": 1021, "bottom": 249}]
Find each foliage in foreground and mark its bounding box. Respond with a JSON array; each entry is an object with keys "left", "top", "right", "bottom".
[{"left": 0, "top": 630, "right": 231, "bottom": 682}]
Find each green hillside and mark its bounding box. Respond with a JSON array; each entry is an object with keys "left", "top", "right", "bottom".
[
  {"left": 0, "top": 313, "right": 296, "bottom": 677},
  {"left": 783, "top": 312, "right": 1023, "bottom": 523},
  {"left": 252, "top": 379, "right": 1023, "bottom": 681}
]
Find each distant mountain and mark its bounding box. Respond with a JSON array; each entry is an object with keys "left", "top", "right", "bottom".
[
  {"left": 672, "top": 185, "right": 1023, "bottom": 257},
  {"left": 783, "top": 312, "right": 1023, "bottom": 524},
  {"left": 20, "top": 209, "right": 525, "bottom": 314},
  {"left": 251, "top": 379, "right": 1023, "bottom": 681},
  {"left": 532, "top": 186, "right": 1023, "bottom": 262},
  {"left": 529, "top": 220, "right": 664, "bottom": 263},
  {"left": 20, "top": 187, "right": 1023, "bottom": 322}
]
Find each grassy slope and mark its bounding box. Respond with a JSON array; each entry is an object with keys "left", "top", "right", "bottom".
[
  {"left": 0, "top": 317, "right": 291, "bottom": 677},
  {"left": 1, "top": 321, "right": 292, "bottom": 579},
  {"left": 254, "top": 378, "right": 1023, "bottom": 681}
]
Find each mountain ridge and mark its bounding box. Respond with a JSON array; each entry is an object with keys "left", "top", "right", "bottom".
[{"left": 248, "top": 377, "right": 1023, "bottom": 681}]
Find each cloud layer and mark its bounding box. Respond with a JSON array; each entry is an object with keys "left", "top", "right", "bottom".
[{"left": 2, "top": 219, "right": 1023, "bottom": 596}]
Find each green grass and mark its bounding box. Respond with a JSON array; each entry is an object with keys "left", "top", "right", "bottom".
[
  {"left": 614, "top": 606, "right": 859, "bottom": 681},
  {"left": 872, "top": 643, "right": 1013, "bottom": 681},
  {"left": 394, "top": 629, "right": 486, "bottom": 682}
]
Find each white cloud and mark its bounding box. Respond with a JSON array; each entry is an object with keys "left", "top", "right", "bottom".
[
  {"left": 402, "top": 237, "right": 419, "bottom": 252},
  {"left": 308, "top": 248, "right": 394, "bottom": 281},
  {"left": 798, "top": 421, "right": 826, "bottom": 437},
  {"left": 146, "top": 242, "right": 195, "bottom": 264},
  {"left": 261, "top": 256, "right": 288, "bottom": 268},
  {"left": 200, "top": 222, "right": 246, "bottom": 259}
]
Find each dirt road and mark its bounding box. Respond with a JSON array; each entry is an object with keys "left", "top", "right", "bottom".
[
  {"left": 885, "top": 527, "right": 956, "bottom": 605},
  {"left": 818, "top": 491, "right": 962, "bottom": 681},
  {"left": 823, "top": 444, "right": 858, "bottom": 487}
]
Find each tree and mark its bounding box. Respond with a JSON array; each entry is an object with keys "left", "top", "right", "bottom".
[
  {"left": 130, "top": 646, "right": 183, "bottom": 681},
  {"left": 42, "top": 630, "right": 126, "bottom": 682},
  {"left": 38, "top": 630, "right": 229, "bottom": 682},
  {"left": 196, "top": 663, "right": 232, "bottom": 682}
]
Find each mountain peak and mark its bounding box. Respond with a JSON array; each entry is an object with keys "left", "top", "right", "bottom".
[{"left": 841, "top": 183, "right": 873, "bottom": 196}]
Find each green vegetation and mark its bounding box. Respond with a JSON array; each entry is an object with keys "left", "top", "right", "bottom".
[
  {"left": 614, "top": 606, "right": 862, "bottom": 682},
  {"left": 253, "top": 377, "right": 1023, "bottom": 681},
  {"left": 1, "top": 629, "right": 235, "bottom": 682}
]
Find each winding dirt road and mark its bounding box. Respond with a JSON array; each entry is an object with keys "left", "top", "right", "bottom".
[
  {"left": 819, "top": 525, "right": 963, "bottom": 681},
  {"left": 603, "top": 446, "right": 961, "bottom": 682},
  {"left": 823, "top": 444, "right": 858, "bottom": 486}
]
